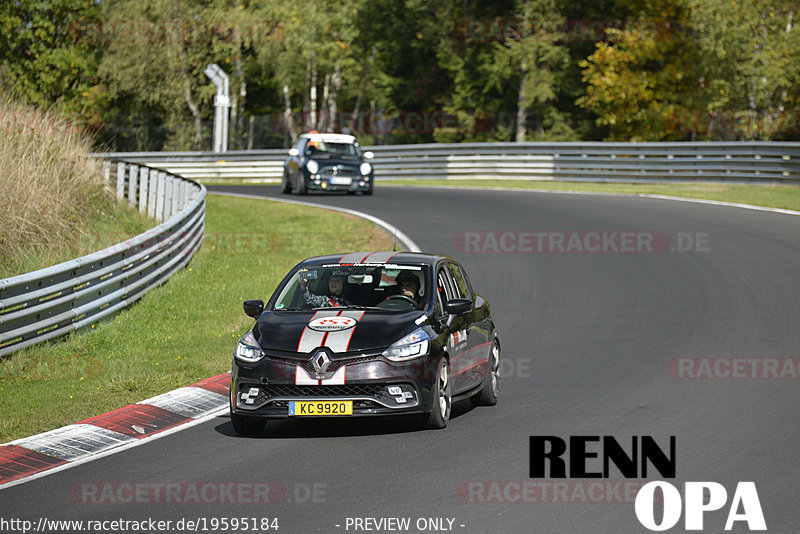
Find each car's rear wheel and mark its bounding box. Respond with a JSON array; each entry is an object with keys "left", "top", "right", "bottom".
[
  {"left": 423, "top": 358, "right": 451, "bottom": 429},
  {"left": 281, "top": 171, "right": 292, "bottom": 194},
  {"left": 472, "top": 341, "right": 500, "bottom": 406},
  {"left": 230, "top": 410, "right": 267, "bottom": 436}
]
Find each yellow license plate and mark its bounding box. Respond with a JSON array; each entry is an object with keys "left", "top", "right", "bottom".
[{"left": 288, "top": 401, "right": 353, "bottom": 416}]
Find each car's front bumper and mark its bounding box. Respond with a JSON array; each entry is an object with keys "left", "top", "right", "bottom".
[
  {"left": 303, "top": 170, "right": 373, "bottom": 193},
  {"left": 230, "top": 352, "right": 437, "bottom": 418}
]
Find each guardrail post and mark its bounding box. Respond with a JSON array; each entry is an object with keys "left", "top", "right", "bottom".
[
  {"left": 165, "top": 176, "right": 175, "bottom": 220},
  {"left": 116, "top": 162, "right": 126, "bottom": 200},
  {"left": 148, "top": 170, "right": 158, "bottom": 219},
  {"left": 171, "top": 178, "right": 180, "bottom": 215},
  {"left": 102, "top": 160, "right": 111, "bottom": 189},
  {"left": 155, "top": 171, "right": 166, "bottom": 222},
  {"left": 128, "top": 164, "right": 138, "bottom": 206},
  {"left": 139, "top": 167, "right": 150, "bottom": 214}
]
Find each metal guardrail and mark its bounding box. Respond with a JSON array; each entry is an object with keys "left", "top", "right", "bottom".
[
  {"left": 0, "top": 162, "right": 206, "bottom": 357},
  {"left": 100, "top": 141, "right": 800, "bottom": 184}
]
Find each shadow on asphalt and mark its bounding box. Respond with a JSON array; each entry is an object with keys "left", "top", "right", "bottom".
[{"left": 214, "top": 399, "right": 475, "bottom": 439}]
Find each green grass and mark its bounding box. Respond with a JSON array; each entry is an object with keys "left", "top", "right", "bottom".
[
  {"left": 379, "top": 179, "right": 800, "bottom": 212},
  {"left": 0, "top": 194, "right": 393, "bottom": 443},
  {"left": 0, "top": 195, "right": 154, "bottom": 279}
]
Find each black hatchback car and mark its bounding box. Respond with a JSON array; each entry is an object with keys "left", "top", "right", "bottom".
[
  {"left": 282, "top": 132, "right": 375, "bottom": 195},
  {"left": 230, "top": 251, "right": 500, "bottom": 435}
]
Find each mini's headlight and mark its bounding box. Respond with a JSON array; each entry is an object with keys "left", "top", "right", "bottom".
[
  {"left": 383, "top": 328, "right": 430, "bottom": 361},
  {"left": 306, "top": 159, "right": 319, "bottom": 174},
  {"left": 359, "top": 162, "right": 372, "bottom": 176},
  {"left": 235, "top": 331, "right": 264, "bottom": 363}
]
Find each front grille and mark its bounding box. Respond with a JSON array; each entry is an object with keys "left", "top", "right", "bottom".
[
  {"left": 263, "top": 384, "right": 384, "bottom": 398},
  {"left": 319, "top": 168, "right": 357, "bottom": 178},
  {"left": 270, "top": 354, "right": 382, "bottom": 375}
]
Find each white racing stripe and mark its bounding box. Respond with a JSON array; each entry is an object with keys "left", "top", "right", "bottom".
[
  {"left": 324, "top": 310, "right": 365, "bottom": 353},
  {"left": 321, "top": 365, "right": 346, "bottom": 385},
  {"left": 297, "top": 310, "right": 340, "bottom": 353},
  {"left": 295, "top": 366, "right": 318, "bottom": 385}
]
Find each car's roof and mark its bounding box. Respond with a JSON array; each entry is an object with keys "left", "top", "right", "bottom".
[
  {"left": 297, "top": 251, "right": 452, "bottom": 267},
  {"left": 299, "top": 132, "right": 357, "bottom": 144}
]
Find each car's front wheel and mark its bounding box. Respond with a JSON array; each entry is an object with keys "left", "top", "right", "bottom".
[
  {"left": 296, "top": 174, "right": 307, "bottom": 195},
  {"left": 281, "top": 171, "right": 292, "bottom": 194},
  {"left": 230, "top": 409, "right": 267, "bottom": 436},
  {"left": 423, "top": 358, "right": 451, "bottom": 429}
]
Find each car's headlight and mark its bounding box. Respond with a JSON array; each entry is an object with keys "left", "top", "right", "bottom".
[
  {"left": 383, "top": 328, "right": 430, "bottom": 361},
  {"left": 306, "top": 159, "right": 319, "bottom": 174},
  {"left": 359, "top": 162, "right": 372, "bottom": 176},
  {"left": 235, "top": 331, "right": 264, "bottom": 363}
]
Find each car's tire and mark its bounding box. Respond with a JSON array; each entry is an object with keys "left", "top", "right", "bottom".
[
  {"left": 281, "top": 171, "right": 292, "bottom": 194},
  {"left": 296, "top": 175, "right": 307, "bottom": 195},
  {"left": 423, "top": 357, "right": 452, "bottom": 429},
  {"left": 472, "top": 341, "right": 500, "bottom": 407},
  {"left": 363, "top": 187, "right": 374, "bottom": 196},
  {"left": 230, "top": 410, "right": 267, "bottom": 436}
]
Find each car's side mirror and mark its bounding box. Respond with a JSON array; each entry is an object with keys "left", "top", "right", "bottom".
[
  {"left": 363, "top": 151, "right": 374, "bottom": 159},
  {"left": 243, "top": 299, "right": 264, "bottom": 318},
  {"left": 288, "top": 148, "right": 299, "bottom": 157},
  {"left": 446, "top": 298, "right": 472, "bottom": 315}
]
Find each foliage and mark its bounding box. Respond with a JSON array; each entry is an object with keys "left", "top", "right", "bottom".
[
  {"left": 3, "top": 0, "right": 799, "bottom": 146},
  {"left": 578, "top": 0, "right": 800, "bottom": 141}
]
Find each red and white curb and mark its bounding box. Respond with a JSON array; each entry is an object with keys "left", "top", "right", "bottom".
[{"left": 0, "top": 373, "right": 230, "bottom": 489}]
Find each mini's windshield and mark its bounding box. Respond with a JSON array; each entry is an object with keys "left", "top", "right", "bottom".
[
  {"left": 272, "top": 264, "right": 429, "bottom": 312},
  {"left": 304, "top": 141, "right": 361, "bottom": 158}
]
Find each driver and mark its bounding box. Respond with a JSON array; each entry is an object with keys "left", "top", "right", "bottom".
[
  {"left": 393, "top": 270, "right": 424, "bottom": 308},
  {"left": 298, "top": 269, "right": 350, "bottom": 308}
]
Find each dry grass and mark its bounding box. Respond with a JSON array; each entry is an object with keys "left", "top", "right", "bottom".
[{"left": 0, "top": 99, "right": 150, "bottom": 277}]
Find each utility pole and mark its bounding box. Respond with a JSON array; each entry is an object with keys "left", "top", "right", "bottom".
[{"left": 204, "top": 63, "right": 230, "bottom": 153}]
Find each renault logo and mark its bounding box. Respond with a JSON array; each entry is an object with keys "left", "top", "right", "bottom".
[{"left": 312, "top": 351, "right": 331, "bottom": 376}]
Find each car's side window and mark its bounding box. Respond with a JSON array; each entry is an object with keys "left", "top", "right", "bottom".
[
  {"left": 433, "top": 282, "right": 445, "bottom": 317},
  {"left": 446, "top": 262, "right": 471, "bottom": 299},
  {"left": 437, "top": 266, "right": 457, "bottom": 304}
]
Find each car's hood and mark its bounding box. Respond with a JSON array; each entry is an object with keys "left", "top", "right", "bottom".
[{"left": 256, "top": 310, "right": 423, "bottom": 354}]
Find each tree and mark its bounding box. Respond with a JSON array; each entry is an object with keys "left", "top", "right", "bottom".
[
  {"left": 577, "top": 0, "right": 697, "bottom": 141},
  {"left": 0, "top": 0, "right": 102, "bottom": 128}
]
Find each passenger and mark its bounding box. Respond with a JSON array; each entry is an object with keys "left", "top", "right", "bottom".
[{"left": 298, "top": 269, "right": 350, "bottom": 308}]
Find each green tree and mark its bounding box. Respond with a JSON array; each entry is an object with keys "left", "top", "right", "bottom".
[
  {"left": 577, "top": 0, "right": 696, "bottom": 141},
  {"left": 0, "top": 0, "right": 102, "bottom": 127}
]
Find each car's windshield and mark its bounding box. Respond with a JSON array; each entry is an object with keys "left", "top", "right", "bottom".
[
  {"left": 304, "top": 141, "right": 361, "bottom": 158},
  {"left": 272, "top": 263, "right": 429, "bottom": 312}
]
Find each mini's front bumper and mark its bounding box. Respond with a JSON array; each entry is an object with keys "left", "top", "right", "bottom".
[{"left": 303, "top": 170, "right": 373, "bottom": 193}]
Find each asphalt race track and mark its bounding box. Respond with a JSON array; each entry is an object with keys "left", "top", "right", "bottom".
[{"left": 4, "top": 184, "right": 799, "bottom": 533}]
